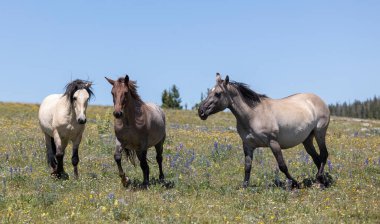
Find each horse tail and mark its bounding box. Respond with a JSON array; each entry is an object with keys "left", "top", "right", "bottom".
[
  {"left": 47, "top": 137, "right": 57, "bottom": 166},
  {"left": 124, "top": 148, "right": 137, "bottom": 167}
]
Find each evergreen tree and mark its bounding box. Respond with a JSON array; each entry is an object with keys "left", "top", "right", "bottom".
[
  {"left": 161, "top": 85, "right": 183, "bottom": 109},
  {"left": 329, "top": 96, "right": 380, "bottom": 120}
]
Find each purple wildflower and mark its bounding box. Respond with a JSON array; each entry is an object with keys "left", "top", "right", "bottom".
[
  {"left": 328, "top": 160, "right": 333, "bottom": 172},
  {"left": 364, "top": 158, "right": 369, "bottom": 166},
  {"left": 108, "top": 193, "right": 115, "bottom": 200}
]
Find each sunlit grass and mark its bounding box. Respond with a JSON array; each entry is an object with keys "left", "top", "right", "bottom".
[{"left": 0, "top": 102, "right": 379, "bottom": 223}]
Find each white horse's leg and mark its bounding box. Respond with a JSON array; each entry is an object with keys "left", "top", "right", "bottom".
[
  {"left": 53, "top": 130, "right": 69, "bottom": 179},
  {"left": 72, "top": 133, "right": 83, "bottom": 179},
  {"left": 44, "top": 133, "right": 57, "bottom": 171}
]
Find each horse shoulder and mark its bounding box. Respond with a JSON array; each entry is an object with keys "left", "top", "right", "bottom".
[{"left": 39, "top": 94, "right": 62, "bottom": 136}]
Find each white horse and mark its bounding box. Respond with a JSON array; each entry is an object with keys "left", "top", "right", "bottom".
[{"left": 38, "top": 80, "right": 93, "bottom": 179}]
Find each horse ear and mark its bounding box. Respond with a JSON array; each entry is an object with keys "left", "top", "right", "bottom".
[
  {"left": 224, "top": 75, "right": 229, "bottom": 86},
  {"left": 85, "top": 82, "right": 92, "bottom": 88},
  {"left": 216, "top": 73, "right": 222, "bottom": 83},
  {"left": 125, "top": 75, "right": 129, "bottom": 84},
  {"left": 105, "top": 77, "right": 115, "bottom": 85}
]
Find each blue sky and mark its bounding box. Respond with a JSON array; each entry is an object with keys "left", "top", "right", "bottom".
[{"left": 0, "top": 1, "right": 379, "bottom": 107}]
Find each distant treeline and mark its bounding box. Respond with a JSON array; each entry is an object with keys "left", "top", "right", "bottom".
[{"left": 329, "top": 96, "right": 380, "bottom": 119}]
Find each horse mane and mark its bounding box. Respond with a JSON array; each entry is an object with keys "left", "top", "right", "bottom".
[
  {"left": 117, "top": 77, "right": 143, "bottom": 103},
  {"left": 63, "top": 79, "right": 94, "bottom": 103},
  {"left": 229, "top": 81, "right": 267, "bottom": 107}
]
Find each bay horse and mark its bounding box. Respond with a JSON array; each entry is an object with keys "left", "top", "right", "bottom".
[
  {"left": 105, "top": 75, "right": 166, "bottom": 188},
  {"left": 38, "top": 80, "right": 93, "bottom": 179},
  {"left": 198, "top": 73, "right": 330, "bottom": 188}
]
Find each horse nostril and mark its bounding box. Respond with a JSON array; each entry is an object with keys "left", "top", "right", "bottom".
[
  {"left": 113, "top": 111, "right": 123, "bottom": 118},
  {"left": 78, "top": 118, "right": 86, "bottom": 124}
]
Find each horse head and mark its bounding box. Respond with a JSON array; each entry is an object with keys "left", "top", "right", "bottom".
[
  {"left": 105, "top": 75, "right": 134, "bottom": 119},
  {"left": 198, "top": 73, "right": 231, "bottom": 120}
]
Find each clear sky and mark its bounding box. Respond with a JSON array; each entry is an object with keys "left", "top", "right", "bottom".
[{"left": 1, "top": 1, "right": 379, "bottom": 107}]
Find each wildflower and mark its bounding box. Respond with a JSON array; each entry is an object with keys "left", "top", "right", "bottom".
[
  {"left": 328, "top": 160, "right": 333, "bottom": 172},
  {"left": 364, "top": 158, "right": 369, "bottom": 166},
  {"left": 108, "top": 193, "right": 115, "bottom": 200}
]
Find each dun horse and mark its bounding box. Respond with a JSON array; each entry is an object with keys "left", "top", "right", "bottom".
[
  {"left": 38, "top": 80, "right": 93, "bottom": 179},
  {"left": 198, "top": 73, "right": 330, "bottom": 188},
  {"left": 105, "top": 75, "right": 166, "bottom": 188}
]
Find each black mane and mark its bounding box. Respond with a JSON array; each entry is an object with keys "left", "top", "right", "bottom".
[
  {"left": 229, "top": 81, "right": 267, "bottom": 107},
  {"left": 63, "top": 79, "right": 94, "bottom": 103}
]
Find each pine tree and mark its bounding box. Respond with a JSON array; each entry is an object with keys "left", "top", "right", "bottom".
[{"left": 161, "top": 85, "right": 183, "bottom": 109}]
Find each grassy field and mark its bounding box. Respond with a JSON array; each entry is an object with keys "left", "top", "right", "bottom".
[{"left": 0, "top": 102, "right": 379, "bottom": 223}]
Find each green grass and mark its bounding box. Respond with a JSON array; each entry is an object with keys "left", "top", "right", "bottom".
[{"left": 0, "top": 102, "right": 379, "bottom": 223}]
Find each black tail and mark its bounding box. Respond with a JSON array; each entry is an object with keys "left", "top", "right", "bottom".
[{"left": 47, "top": 137, "right": 57, "bottom": 166}]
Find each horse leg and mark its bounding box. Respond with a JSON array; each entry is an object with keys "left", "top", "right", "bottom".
[
  {"left": 315, "top": 128, "right": 329, "bottom": 183},
  {"left": 270, "top": 140, "right": 299, "bottom": 188},
  {"left": 114, "top": 140, "right": 130, "bottom": 187},
  {"left": 243, "top": 143, "right": 254, "bottom": 188},
  {"left": 53, "top": 131, "right": 69, "bottom": 179},
  {"left": 44, "top": 133, "right": 57, "bottom": 172},
  {"left": 302, "top": 132, "right": 321, "bottom": 171},
  {"left": 72, "top": 134, "right": 83, "bottom": 179},
  {"left": 155, "top": 139, "right": 165, "bottom": 181},
  {"left": 137, "top": 149, "right": 149, "bottom": 188}
]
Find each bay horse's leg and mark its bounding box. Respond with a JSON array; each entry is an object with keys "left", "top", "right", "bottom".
[
  {"left": 44, "top": 133, "right": 57, "bottom": 172},
  {"left": 155, "top": 139, "right": 165, "bottom": 181},
  {"left": 269, "top": 140, "right": 299, "bottom": 188},
  {"left": 137, "top": 149, "right": 149, "bottom": 188},
  {"left": 243, "top": 143, "right": 254, "bottom": 188},
  {"left": 114, "top": 140, "right": 130, "bottom": 187},
  {"left": 315, "top": 128, "right": 329, "bottom": 183},
  {"left": 302, "top": 132, "right": 321, "bottom": 171},
  {"left": 53, "top": 131, "right": 69, "bottom": 179},
  {"left": 72, "top": 134, "right": 83, "bottom": 179}
]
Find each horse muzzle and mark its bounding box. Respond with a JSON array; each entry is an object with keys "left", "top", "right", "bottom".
[
  {"left": 78, "top": 118, "right": 87, "bottom": 124},
  {"left": 113, "top": 111, "right": 123, "bottom": 118},
  {"left": 198, "top": 108, "right": 209, "bottom": 120}
]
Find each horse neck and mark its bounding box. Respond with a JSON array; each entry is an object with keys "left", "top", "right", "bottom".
[
  {"left": 59, "top": 95, "right": 75, "bottom": 119},
  {"left": 227, "top": 89, "right": 257, "bottom": 125},
  {"left": 122, "top": 96, "right": 144, "bottom": 126}
]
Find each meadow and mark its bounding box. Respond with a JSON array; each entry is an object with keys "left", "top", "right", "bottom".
[{"left": 0, "top": 102, "right": 379, "bottom": 223}]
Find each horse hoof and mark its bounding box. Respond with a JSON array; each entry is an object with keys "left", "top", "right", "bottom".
[
  {"left": 121, "top": 176, "right": 131, "bottom": 188},
  {"left": 242, "top": 182, "right": 249, "bottom": 189},
  {"left": 293, "top": 183, "right": 300, "bottom": 189},
  {"left": 139, "top": 183, "right": 149, "bottom": 190},
  {"left": 51, "top": 171, "right": 69, "bottom": 180}
]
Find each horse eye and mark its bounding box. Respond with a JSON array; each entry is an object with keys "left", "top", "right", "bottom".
[
  {"left": 215, "top": 92, "right": 221, "bottom": 97},
  {"left": 73, "top": 97, "right": 77, "bottom": 101}
]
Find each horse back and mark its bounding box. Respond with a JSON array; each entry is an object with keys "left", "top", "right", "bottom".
[
  {"left": 251, "top": 93, "right": 330, "bottom": 148},
  {"left": 38, "top": 94, "right": 63, "bottom": 136}
]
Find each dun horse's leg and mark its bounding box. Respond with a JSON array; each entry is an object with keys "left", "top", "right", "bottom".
[
  {"left": 302, "top": 132, "right": 321, "bottom": 170},
  {"left": 53, "top": 131, "right": 68, "bottom": 179},
  {"left": 137, "top": 150, "right": 149, "bottom": 188},
  {"left": 315, "top": 129, "right": 329, "bottom": 183},
  {"left": 155, "top": 140, "right": 165, "bottom": 181},
  {"left": 270, "top": 140, "right": 299, "bottom": 188},
  {"left": 71, "top": 145, "right": 79, "bottom": 179},
  {"left": 44, "top": 134, "right": 57, "bottom": 171},
  {"left": 114, "top": 141, "right": 129, "bottom": 187},
  {"left": 243, "top": 143, "right": 254, "bottom": 188},
  {"left": 72, "top": 133, "right": 83, "bottom": 179}
]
